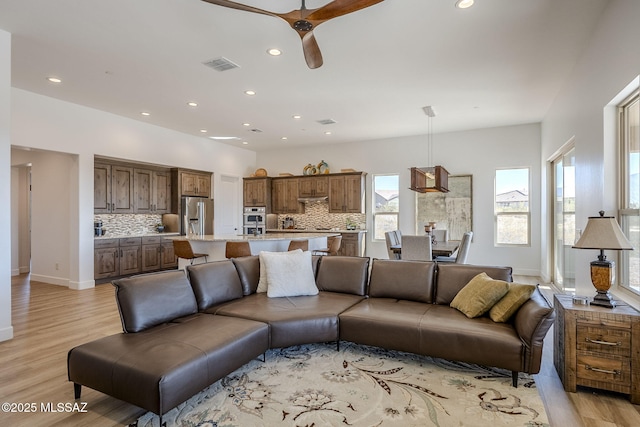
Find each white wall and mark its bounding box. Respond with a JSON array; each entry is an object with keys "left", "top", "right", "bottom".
[
  {"left": 540, "top": 0, "right": 640, "bottom": 298},
  {"left": 1, "top": 29, "right": 13, "bottom": 342},
  {"left": 9, "top": 88, "right": 257, "bottom": 291},
  {"left": 258, "top": 123, "right": 542, "bottom": 275}
]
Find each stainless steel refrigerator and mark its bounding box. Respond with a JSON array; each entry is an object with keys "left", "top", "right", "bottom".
[{"left": 181, "top": 197, "right": 214, "bottom": 236}]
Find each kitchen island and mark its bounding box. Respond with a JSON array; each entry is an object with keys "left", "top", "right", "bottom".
[{"left": 166, "top": 232, "right": 339, "bottom": 268}]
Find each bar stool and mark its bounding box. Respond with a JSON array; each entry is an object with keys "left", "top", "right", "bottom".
[
  {"left": 225, "top": 241, "right": 252, "bottom": 259},
  {"left": 287, "top": 239, "right": 309, "bottom": 251},
  {"left": 313, "top": 235, "right": 342, "bottom": 256},
  {"left": 172, "top": 240, "right": 208, "bottom": 265}
]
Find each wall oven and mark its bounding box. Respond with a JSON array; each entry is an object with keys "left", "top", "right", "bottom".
[{"left": 243, "top": 207, "right": 266, "bottom": 235}]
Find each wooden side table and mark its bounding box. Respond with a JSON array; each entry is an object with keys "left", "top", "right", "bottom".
[{"left": 554, "top": 294, "right": 640, "bottom": 403}]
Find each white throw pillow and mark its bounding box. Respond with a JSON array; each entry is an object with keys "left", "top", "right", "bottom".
[
  {"left": 259, "top": 250, "right": 318, "bottom": 298},
  {"left": 257, "top": 249, "right": 305, "bottom": 293}
]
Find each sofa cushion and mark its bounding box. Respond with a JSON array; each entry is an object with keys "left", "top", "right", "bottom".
[
  {"left": 435, "top": 264, "right": 513, "bottom": 305},
  {"left": 232, "top": 256, "right": 260, "bottom": 295},
  {"left": 112, "top": 270, "right": 197, "bottom": 333},
  {"left": 489, "top": 282, "right": 536, "bottom": 322},
  {"left": 315, "top": 256, "right": 370, "bottom": 296},
  {"left": 368, "top": 259, "right": 436, "bottom": 303},
  {"left": 450, "top": 272, "right": 509, "bottom": 318},
  {"left": 186, "top": 260, "right": 244, "bottom": 311},
  {"left": 212, "top": 292, "right": 365, "bottom": 348},
  {"left": 259, "top": 250, "right": 318, "bottom": 298}
]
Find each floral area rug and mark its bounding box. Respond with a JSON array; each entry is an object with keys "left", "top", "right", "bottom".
[{"left": 134, "top": 341, "right": 549, "bottom": 427}]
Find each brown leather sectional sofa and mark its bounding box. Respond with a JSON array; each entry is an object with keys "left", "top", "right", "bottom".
[{"left": 67, "top": 255, "right": 554, "bottom": 424}]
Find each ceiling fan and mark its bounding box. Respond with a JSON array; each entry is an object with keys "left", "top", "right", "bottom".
[{"left": 201, "top": 0, "right": 385, "bottom": 69}]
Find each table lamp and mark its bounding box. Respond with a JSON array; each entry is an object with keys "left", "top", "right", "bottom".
[{"left": 572, "top": 211, "right": 633, "bottom": 308}]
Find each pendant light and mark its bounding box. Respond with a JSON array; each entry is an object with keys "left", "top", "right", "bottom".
[{"left": 410, "top": 106, "right": 449, "bottom": 193}]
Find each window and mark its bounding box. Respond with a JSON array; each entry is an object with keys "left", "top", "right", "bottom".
[
  {"left": 495, "top": 168, "right": 530, "bottom": 245},
  {"left": 373, "top": 174, "right": 399, "bottom": 240},
  {"left": 620, "top": 91, "right": 640, "bottom": 294}
]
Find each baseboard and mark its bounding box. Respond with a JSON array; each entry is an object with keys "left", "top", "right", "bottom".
[
  {"left": 11, "top": 268, "right": 19, "bottom": 276},
  {"left": 0, "top": 326, "right": 14, "bottom": 342},
  {"left": 30, "top": 274, "right": 70, "bottom": 287},
  {"left": 19, "top": 266, "right": 30, "bottom": 274},
  {"left": 69, "top": 280, "right": 95, "bottom": 290}
]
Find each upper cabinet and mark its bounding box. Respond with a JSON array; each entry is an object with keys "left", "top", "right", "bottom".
[
  {"left": 243, "top": 177, "right": 272, "bottom": 209},
  {"left": 272, "top": 178, "right": 303, "bottom": 214},
  {"left": 133, "top": 169, "right": 172, "bottom": 214},
  {"left": 94, "top": 162, "right": 134, "bottom": 214},
  {"left": 179, "top": 170, "right": 211, "bottom": 198},
  {"left": 299, "top": 176, "right": 328, "bottom": 198},
  {"left": 328, "top": 172, "right": 366, "bottom": 213}
]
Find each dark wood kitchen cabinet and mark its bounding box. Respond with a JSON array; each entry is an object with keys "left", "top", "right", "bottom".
[
  {"left": 299, "top": 176, "right": 328, "bottom": 198},
  {"left": 141, "top": 236, "right": 178, "bottom": 272},
  {"left": 328, "top": 172, "right": 365, "bottom": 213},
  {"left": 338, "top": 231, "right": 366, "bottom": 257},
  {"left": 179, "top": 170, "right": 211, "bottom": 197},
  {"left": 272, "top": 178, "right": 303, "bottom": 214},
  {"left": 94, "top": 163, "right": 135, "bottom": 214},
  {"left": 134, "top": 169, "right": 172, "bottom": 214},
  {"left": 94, "top": 237, "right": 141, "bottom": 280},
  {"left": 243, "top": 177, "right": 272, "bottom": 209}
]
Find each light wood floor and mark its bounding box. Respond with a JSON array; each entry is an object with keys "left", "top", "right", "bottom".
[{"left": 1, "top": 274, "right": 639, "bottom": 426}]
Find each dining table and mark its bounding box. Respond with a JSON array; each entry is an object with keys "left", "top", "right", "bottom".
[{"left": 390, "top": 240, "right": 459, "bottom": 259}]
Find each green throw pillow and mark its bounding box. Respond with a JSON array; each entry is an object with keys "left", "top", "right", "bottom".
[
  {"left": 489, "top": 283, "right": 536, "bottom": 322},
  {"left": 450, "top": 272, "right": 509, "bottom": 318}
]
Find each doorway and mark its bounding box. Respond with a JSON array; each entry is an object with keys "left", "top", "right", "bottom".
[{"left": 551, "top": 144, "right": 576, "bottom": 292}]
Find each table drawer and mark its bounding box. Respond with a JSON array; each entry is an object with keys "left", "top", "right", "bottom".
[
  {"left": 576, "top": 326, "right": 631, "bottom": 356},
  {"left": 576, "top": 353, "right": 630, "bottom": 387},
  {"left": 575, "top": 311, "right": 631, "bottom": 329}
]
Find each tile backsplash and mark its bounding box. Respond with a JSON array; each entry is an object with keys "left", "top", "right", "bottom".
[
  {"left": 277, "top": 201, "right": 366, "bottom": 230},
  {"left": 95, "top": 214, "right": 163, "bottom": 236}
]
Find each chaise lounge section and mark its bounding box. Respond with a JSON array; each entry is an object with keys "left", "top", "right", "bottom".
[{"left": 68, "top": 255, "right": 554, "bottom": 424}]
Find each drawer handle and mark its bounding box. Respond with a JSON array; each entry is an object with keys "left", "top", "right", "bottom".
[
  {"left": 585, "top": 337, "right": 621, "bottom": 346},
  {"left": 585, "top": 364, "right": 620, "bottom": 376}
]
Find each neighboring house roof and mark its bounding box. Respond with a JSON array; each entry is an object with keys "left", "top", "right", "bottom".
[{"left": 496, "top": 190, "right": 528, "bottom": 203}]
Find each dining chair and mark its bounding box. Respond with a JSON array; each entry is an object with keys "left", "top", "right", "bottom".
[
  {"left": 435, "top": 231, "right": 473, "bottom": 264},
  {"left": 431, "top": 229, "right": 448, "bottom": 242},
  {"left": 313, "top": 235, "right": 342, "bottom": 256},
  {"left": 225, "top": 241, "right": 252, "bottom": 259},
  {"left": 385, "top": 230, "right": 401, "bottom": 260},
  {"left": 173, "top": 240, "right": 208, "bottom": 265},
  {"left": 400, "top": 235, "right": 433, "bottom": 261},
  {"left": 288, "top": 239, "right": 309, "bottom": 251}
]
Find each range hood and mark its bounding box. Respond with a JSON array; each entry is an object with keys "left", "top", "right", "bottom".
[{"left": 297, "top": 196, "right": 329, "bottom": 203}]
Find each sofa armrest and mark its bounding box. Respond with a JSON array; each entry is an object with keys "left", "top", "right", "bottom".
[{"left": 513, "top": 287, "right": 555, "bottom": 373}]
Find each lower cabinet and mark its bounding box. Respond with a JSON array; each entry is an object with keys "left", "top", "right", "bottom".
[
  {"left": 338, "top": 232, "right": 366, "bottom": 257},
  {"left": 95, "top": 236, "right": 177, "bottom": 281},
  {"left": 141, "top": 236, "right": 178, "bottom": 272}
]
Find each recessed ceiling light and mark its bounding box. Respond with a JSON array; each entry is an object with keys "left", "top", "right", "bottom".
[
  {"left": 141, "top": 112, "right": 151, "bottom": 116},
  {"left": 242, "top": 141, "right": 249, "bottom": 145},
  {"left": 209, "top": 136, "right": 238, "bottom": 140},
  {"left": 187, "top": 102, "right": 198, "bottom": 107},
  {"left": 292, "top": 115, "right": 301, "bottom": 119},
  {"left": 243, "top": 123, "right": 251, "bottom": 127},
  {"left": 324, "top": 131, "right": 332, "bottom": 135},
  {"left": 47, "top": 77, "right": 62, "bottom": 83},
  {"left": 267, "top": 48, "right": 282, "bottom": 56},
  {"left": 281, "top": 137, "right": 288, "bottom": 140},
  {"left": 244, "top": 90, "right": 256, "bottom": 96},
  {"left": 200, "top": 129, "right": 207, "bottom": 133},
  {"left": 455, "top": 0, "right": 474, "bottom": 9}
]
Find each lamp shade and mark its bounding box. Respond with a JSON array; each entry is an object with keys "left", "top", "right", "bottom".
[{"left": 572, "top": 211, "right": 633, "bottom": 250}]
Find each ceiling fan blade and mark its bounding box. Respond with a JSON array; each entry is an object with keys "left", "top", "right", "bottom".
[
  {"left": 301, "top": 31, "right": 323, "bottom": 69},
  {"left": 200, "top": 0, "right": 278, "bottom": 18},
  {"left": 306, "top": 0, "right": 385, "bottom": 22}
]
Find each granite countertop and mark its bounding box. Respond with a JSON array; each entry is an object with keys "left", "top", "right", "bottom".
[
  {"left": 95, "top": 232, "right": 180, "bottom": 240},
  {"left": 166, "top": 232, "right": 341, "bottom": 242},
  {"left": 266, "top": 229, "right": 367, "bottom": 234}
]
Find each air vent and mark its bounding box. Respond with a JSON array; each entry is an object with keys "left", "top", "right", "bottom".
[
  {"left": 203, "top": 57, "right": 240, "bottom": 72},
  {"left": 317, "top": 118, "right": 337, "bottom": 125}
]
